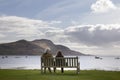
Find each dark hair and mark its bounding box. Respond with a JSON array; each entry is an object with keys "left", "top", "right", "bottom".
[{"left": 56, "top": 51, "right": 64, "bottom": 57}]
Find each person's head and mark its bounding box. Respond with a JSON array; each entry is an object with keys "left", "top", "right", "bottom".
[
  {"left": 43, "top": 48, "right": 49, "bottom": 54},
  {"left": 42, "top": 48, "right": 53, "bottom": 58},
  {"left": 56, "top": 51, "right": 64, "bottom": 57}
]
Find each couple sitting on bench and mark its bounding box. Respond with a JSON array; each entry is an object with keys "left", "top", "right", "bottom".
[{"left": 41, "top": 49, "right": 64, "bottom": 73}]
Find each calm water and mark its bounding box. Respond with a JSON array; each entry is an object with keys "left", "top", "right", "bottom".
[{"left": 0, "top": 56, "right": 120, "bottom": 71}]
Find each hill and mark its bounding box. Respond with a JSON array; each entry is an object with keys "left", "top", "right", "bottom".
[{"left": 0, "top": 39, "right": 85, "bottom": 55}]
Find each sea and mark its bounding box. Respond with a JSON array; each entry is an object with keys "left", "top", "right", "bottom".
[{"left": 0, "top": 56, "right": 120, "bottom": 71}]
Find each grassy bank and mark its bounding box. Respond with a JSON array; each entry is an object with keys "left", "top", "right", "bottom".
[{"left": 0, "top": 69, "right": 120, "bottom": 80}]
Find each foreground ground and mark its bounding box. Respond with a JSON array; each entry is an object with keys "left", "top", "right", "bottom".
[{"left": 0, "top": 69, "right": 120, "bottom": 80}]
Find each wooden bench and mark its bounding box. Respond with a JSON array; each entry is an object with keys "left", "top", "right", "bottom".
[{"left": 41, "top": 57, "right": 80, "bottom": 74}]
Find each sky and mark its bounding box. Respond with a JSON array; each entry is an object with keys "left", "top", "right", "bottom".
[{"left": 0, "top": 0, "right": 120, "bottom": 56}]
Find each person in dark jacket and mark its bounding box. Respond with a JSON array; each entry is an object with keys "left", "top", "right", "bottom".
[
  {"left": 54, "top": 51, "right": 64, "bottom": 73},
  {"left": 41, "top": 49, "right": 53, "bottom": 73}
]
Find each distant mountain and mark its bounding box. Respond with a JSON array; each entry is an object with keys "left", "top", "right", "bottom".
[
  {"left": 0, "top": 39, "right": 44, "bottom": 55},
  {"left": 0, "top": 39, "right": 85, "bottom": 56}
]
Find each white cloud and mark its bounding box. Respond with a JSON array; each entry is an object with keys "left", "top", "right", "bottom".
[
  {"left": 0, "top": 16, "right": 64, "bottom": 42},
  {"left": 91, "top": 0, "right": 117, "bottom": 13},
  {"left": 81, "top": 8, "right": 120, "bottom": 24}
]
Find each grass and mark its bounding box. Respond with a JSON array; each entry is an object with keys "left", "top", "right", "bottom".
[{"left": 0, "top": 69, "right": 120, "bottom": 80}]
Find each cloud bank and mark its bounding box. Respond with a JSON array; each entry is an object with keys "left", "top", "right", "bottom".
[
  {"left": 65, "top": 24, "right": 120, "bottom": 46},
  {"left": 0, "top": 16, "right": 66, "bottom": 43}
]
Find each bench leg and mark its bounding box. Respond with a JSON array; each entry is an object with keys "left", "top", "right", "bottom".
[
  {"left": 76, "top": 62, "right": 80, "bottom": 74},
  {"left": 61, "top": 67, "right": 64, "bottom": 73},
  {"left": 44, "top": 67, "right": 46, "bottom": 73},
  {"left": 41, "top": 67, "right": 43, "bottom": 74},
  {"left": 77, "top": 67, "right": 80, "bottom": 74}
]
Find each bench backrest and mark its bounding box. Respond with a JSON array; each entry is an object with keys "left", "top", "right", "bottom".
[{"left": 41, "top": 57, "right": 79, "bottom": 68}]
